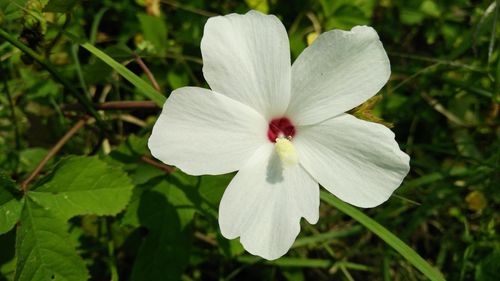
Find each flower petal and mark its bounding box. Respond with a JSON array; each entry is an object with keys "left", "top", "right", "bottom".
[
  {"left": 201, "top": 10, "right": 291, "bottom": 119},
  {"left": 219, "top": 145, "right": 319, "bottom": 260},
  {"left": 294, "top": 114, "right": 410, "bottom": 208},
  {"left": 148, "top": 87, "right": 267, "bottom": 176},
  {"left": 287, "top": 26, "right": 391, "bottom": 126}
]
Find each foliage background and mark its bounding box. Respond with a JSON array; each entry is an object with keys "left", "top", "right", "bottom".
[{"left": 0, "top": 0, "right": 499, "bottom": 280}]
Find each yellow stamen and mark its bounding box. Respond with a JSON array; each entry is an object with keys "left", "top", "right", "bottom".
[{"left": 275, "top": 137, "right": 298, "bottom": 166}]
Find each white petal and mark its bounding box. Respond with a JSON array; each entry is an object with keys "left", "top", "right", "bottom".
[
  {"left": 294, "top": 114, "right": 410, "bottom": 208},
  {"left": 218, "top": 145, "right": 319, "bottom": 260},
  {"left": 287, "top": 26, "right": 391, "bottom": 125},
  {"left": 201, "top": 10, "right": 291, "bottom": 118},
  {"left": 148, "top": 87, "right": 267, "bottom": 176}
]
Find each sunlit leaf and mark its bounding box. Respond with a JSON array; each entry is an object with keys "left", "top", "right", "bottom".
[{"left": 28, "top": 156, "right": 133, "bottom": 220}]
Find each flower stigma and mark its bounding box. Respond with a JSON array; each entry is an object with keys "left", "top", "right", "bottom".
[{"left": 275, "top": 137, "right": 298, "bottom": 165}]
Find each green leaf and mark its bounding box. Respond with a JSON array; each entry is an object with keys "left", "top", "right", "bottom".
[
  {"left": 245, "top": 0, "right": 269, "bottom": 13},
  {"left": 28, "top": 156, "right": 133, "bottom": 221},
  {"left": 0, "top": 173, "right": 23, "bottom": 235},
  {"left": 400, "top": 8, "right": 425, "bottom": 25},
  {"left": 420, "top": 0, "right": 441, "bottom": 17},
  {"left": 137, "top": 13, "right": 168, "bottom": 55},
  {"left": 475, "top": 250, "right": 500, "bottom": 281},
  {"left": 320, "top": 191, "right": 446, "bottom": 281},
  {"left": 167, "top": 70, "right": 189, "bottom": 89},
  {"left": 18, "top": 148, "right": 50, "bottom": 174},
  {"left": 14, "top": 198, "right": 88, "bottom": 281},
  {"left": 122, "top": 173, "right": 196, "bottom": 228},
  {"left": 326, "top": 5, "right": 371, "bottom": 29},
  {"left": 43, "top": 0, "right": 79, "bottom": 13},
  {"left": 80, "top": 42, "right": 166, "bottom": 106},
  {"left": 0, "top": 229, "right": 16, "bottom": 280},
  {"left": 198, "top": 174, "right": 232, "bottom": 211},
  {"left": 129, "top": 179, "right": 193, "bottom": 281}
]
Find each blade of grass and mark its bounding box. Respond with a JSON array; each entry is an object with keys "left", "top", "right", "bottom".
[
  {"left": 292, "top": 225, "right": 363, "bottom": 248},
  {"left": 488, "top": 1, "right": 498, "bottom": 63},
  {"left": 80, "top": 42, "right": 166, "bottom": 106},
  {"left": 320, "top": 191, "right": 446, "bottom": 281}
]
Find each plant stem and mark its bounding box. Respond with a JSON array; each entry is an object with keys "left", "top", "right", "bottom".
[
  {"left": 135, "top": 56, "right": 161, "bottom": 92},
  {"left": 71, "top": 44, "right": 90, "bottom": 97},
  {"left": 64, "top": 101, "right": 158, "bottom": 111},
  {"left": 0, "top": 27, "right": 106, "bottom": 130},
  {"left": 160, "top": 0, "right": 217, "bottom": 17},
  {"left": 20, "top": 117, "right": 88, "bottom": 192},
  {"left": 96, "top": 101, "right": 158, "bottom": 110},
  {"left": 141, "top": 155, "right": 174, "bottom": 173},
  {"left": 105, "top": 217, "right": 119, "bottom": 281}
]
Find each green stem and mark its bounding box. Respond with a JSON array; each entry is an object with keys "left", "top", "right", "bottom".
[
  {"left": 105, "top": 218, "right": 119, "bottom": 281},
  {"left": 0, "top": 27, "right": 106, "bottom": 130},
  {"left": 70, "top": 44, "right": 89, "bottom": 96},
  {"left": 320, "top": 191, "right": 446, "bottom": 281},
  {"left": 89, "top": 7, "right": 109, "bottom": 45}
]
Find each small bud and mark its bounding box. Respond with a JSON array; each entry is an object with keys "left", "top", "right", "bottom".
[
  {"left": 465, "top": 191, "right": 487, "bottom": 212},
  {"left": 307, "top": 31, "right": 319, "bottom": 46},
  {"left": 349, "top": 95, "right": 394, "bottom": 128}
]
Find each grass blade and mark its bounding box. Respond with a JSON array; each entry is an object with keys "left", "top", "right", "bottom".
[
  {"left": 80, "top": 42, "right": 166, "bottom": 106},
  {"left": 320, "top": 191, "right": 446, "bottom": 281}
]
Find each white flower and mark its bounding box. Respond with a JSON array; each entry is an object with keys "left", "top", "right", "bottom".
[{"left": 148, "top": 10, "right": 410, "bottom": 260}]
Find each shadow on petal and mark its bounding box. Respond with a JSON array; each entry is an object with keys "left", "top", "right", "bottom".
[{"left": 266, "top": 151, "right": 284, "bottom": 184}]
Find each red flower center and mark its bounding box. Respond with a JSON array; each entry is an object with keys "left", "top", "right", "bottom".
[{"left": 267, "top": 117, "right": 296, "bottom": 143}]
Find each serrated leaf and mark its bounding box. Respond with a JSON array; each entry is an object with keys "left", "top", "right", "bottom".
[
  {"left": 28, "top": 156, "right": 133, "bottom": 220},
  {"left": 0, "top": 173, "right": 23, "bottom": 235},
  {"left": 126, "top": 179, "right": 193, "bottom": 281},
  {"left": 14, "top": 198, "right": 88, "bottom": 281},
  {"left": 43, "top": 0, "right": 79, "bottom": 13}
]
